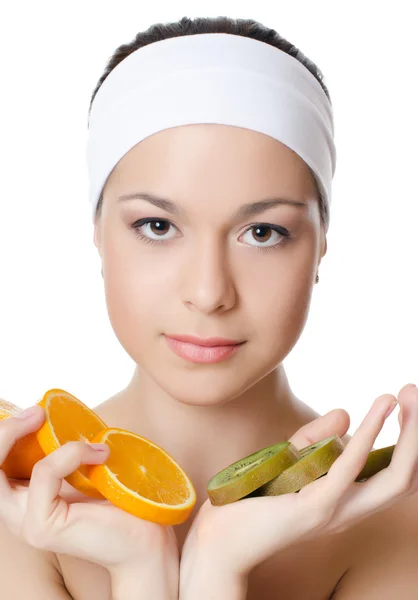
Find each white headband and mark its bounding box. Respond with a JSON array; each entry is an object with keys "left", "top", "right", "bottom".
[{"left": 86, "top": 33, "right": 336, "bottom": 222}]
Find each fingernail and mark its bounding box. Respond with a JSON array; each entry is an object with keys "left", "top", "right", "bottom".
[
  {"left": 384, "top": 401, "right": 398, "bottom": 419},
  {"left": 15, "top": 406, "right": 40, "bottom": 419},
  {"left": 87, "top": 443, "right": 109, "bottom": 452}
]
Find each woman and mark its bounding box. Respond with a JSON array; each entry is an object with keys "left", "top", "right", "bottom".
[{"left": 0, "top": 16, "right": 417, "bottom": 600}]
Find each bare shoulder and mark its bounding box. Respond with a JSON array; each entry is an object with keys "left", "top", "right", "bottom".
[
  {"left": 92, "top": 390, "right": 127, "bottom": 424},
  {"left": 0, "top": 518, "right": 71, "bottom": 598},
  {"left": 332, "top": 491, "right": 418, "bottom": 598},
  {"left": 341, "top": 489, "right": 418, "bottom": 561}
]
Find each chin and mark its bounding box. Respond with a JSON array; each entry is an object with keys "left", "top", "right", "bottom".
[
  {"left": 165, "top": 386, "right": 243, "bottom": 407},
  {"left": 154, "top": 363, "right": 267, "bottom": 407}
]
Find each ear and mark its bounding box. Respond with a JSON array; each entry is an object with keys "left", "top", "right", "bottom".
[
  {"left": 93, "top": 220, "right": 102, "bottom": 257},
  {"left": 319, "top": 230, "right": 327, "bottom": 261},
  {"left": 316, "top": 232, "right": 327, "bottom": 273}
]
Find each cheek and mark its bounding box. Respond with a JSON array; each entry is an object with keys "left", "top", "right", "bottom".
[
  {"left": 105, "top": 271, "right": 164, "bottom": 332},
  {"left": 241, "top": 256, "right": 314, "bottom": 354},
  {"left": 103, "top": 269, "right": 164, "bottom": 369},
  {"left": 102, "top": 243, "right": 168, "bottom": 343}
]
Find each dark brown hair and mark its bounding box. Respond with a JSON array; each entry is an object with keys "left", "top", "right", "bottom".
[{"left": 89, "top": 16, "right": 332, "bottom": 231}]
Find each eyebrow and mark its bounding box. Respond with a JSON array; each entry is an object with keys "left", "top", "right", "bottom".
[{"left": 117, "top": 192, "right": 308, "bottom": 219}]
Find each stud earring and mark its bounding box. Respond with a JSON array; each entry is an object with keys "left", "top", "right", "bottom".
[{"left": 316, "top": 274, "right": 319, "bottom": 284}]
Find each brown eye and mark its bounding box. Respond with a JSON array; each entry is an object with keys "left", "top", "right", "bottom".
[
  {"left": 252, "top": 225, "right": 272, "bottom": 243},
  {"left": 240, "top": 223, "right": 289, "bottom": 249},
  {"left": 133, "top": 218, "right": 178, "bottom": 242},
  {"left": 150, "top": 220, "right": 170, "bottom": 236}
]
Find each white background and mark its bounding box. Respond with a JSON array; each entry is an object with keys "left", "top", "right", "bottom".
[{"left": 0, "top": 1, "right": 416, "bottom": 448}]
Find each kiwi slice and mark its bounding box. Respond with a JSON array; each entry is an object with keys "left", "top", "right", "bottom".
[
  {"left": 355, "top": 444, "right": 395, "bottom": 482},
  {"left": 255, "top": 436, "right": 345, "bottom": 496},
  {"left": 301, "top": 442, "right": 395, "bottom": 483},
  {"left": 207, "top": 441, "right": 301, "bottom": 506},
  {"left": 299, "top": 443, "right": 395, "bottom": 484}
]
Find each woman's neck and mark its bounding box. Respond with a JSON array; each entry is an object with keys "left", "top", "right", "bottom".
[{"left": 98, "top": 364, "right": 314, "bottom": 500}]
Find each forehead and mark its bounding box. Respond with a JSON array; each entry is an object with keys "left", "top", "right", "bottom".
[{"left": 105, "top": 124, "right": 317, "bottom": 209}]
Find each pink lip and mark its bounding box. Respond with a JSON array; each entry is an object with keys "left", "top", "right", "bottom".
[
  {"left": 164, "top": 334, "right": 245, "bottom": 364},
  {"left": 166, "top": 334, "right": 243, "bottom": 347}
]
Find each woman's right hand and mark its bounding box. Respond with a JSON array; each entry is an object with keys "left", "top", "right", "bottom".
[
  {"left": 180, "top": 383, "right": 414, "bottom": 587},
  {"left": 0, "top": 405, "right": 179, "bottom": 598}
]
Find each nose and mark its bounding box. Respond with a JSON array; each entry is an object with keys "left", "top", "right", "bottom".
[{"left": 179, "top": 236, "right": 237, "bottom": 315}]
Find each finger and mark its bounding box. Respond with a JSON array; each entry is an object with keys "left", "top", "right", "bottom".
[
  {"left": 397, "top": 382, "right": 415, "bottom": 428},
  {"left": 288, "top": 409, "right": 350, "bottom": 450},
  {"left": 27, "top": 441, "right": 109, "bottom": 524},
  {"left": 325, "top": 384, "right": 418, "bottom": 527},
  {"left": 368, "top": 384, "right": 418, "bottom": 496},
  {"left": 0, "top": 406, "right": 45, "bottom": 511},
  {"left": 324, "top": 393, "right": 397, "bottom": 499},
  {"left": 58, "top": 479, "right": 105, "bottom": 504},
  {"left": 0, "top": 405, "right": 45, "bottom": 465}
]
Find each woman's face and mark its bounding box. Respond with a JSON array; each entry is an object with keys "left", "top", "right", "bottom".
[{"left": 94, "top": 124, "right": 327, "bottom": 405}]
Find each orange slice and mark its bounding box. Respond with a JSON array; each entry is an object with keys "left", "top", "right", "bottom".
[
  {"left": 86, "top": 428, "right": 196, "bottom": 525},
  {"left": 35, "top": 389, "right": 108, "bottom": 498},
  {"left": 0, "top": 398, "right": 45, "bottom": 479}
]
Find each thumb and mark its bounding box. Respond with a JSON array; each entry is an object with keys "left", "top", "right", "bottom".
[{"left": 288, "top": 409, "right": 350, "bottom": 450}]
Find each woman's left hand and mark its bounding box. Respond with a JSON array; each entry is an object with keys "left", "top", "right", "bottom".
[{"left": 180, "top": 383, "right": 414, "bottom": 583}]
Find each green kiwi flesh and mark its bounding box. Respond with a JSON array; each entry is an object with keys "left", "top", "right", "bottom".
[
  {"left": 254, "top": 436, "right": 345, "bottom": 496},
  {"left": 207, "top": 441, "right": 301, "bottom": 505}
]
